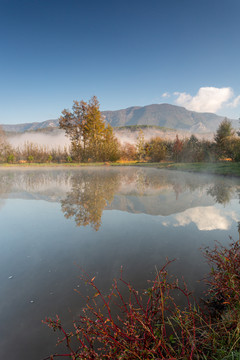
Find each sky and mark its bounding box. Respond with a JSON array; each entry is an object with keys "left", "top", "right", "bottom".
[{"left": 1, "top": 0, "right": 240, "bottom": 124}]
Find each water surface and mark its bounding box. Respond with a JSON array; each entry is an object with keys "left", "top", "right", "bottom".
[{"left": 0, "top": 167, "right": 239, "bottom": 359}]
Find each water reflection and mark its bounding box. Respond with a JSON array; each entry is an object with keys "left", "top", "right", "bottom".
[
  {"left": 207, "top": 183, "right": 236, "bottom": 205},
  {"left": 0, "top": 167, "right": 239, "bottom": 360},
  {"left": 61, "top": 171, "right": 120, "bottom": 230},
  {"left": 0, "top": 168, "right": 239, "bottom": 230},
  {"left": 173, "top": 206, "right": 236, "bottom": 231}
]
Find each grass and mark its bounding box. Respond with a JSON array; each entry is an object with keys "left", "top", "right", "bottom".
[
  {"left": 0, "top": 161, "right": 240, "bottom": 177},
  {"left": 0, "top": 162, "right": 109, "bottom": 168},
  {"left": 131, "top": 161, "right": 240, "bottom": 177}
]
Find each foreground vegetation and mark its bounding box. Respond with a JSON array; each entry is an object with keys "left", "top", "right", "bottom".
[{"left": 43, "top": 238, "right": 240, "bottom": 359}]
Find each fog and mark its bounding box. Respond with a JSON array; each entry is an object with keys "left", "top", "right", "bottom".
[
  {"left": 8, "top": 131, "right": 70, "bottom": 149},
  {"left": 7, "top": 128, "right": 214, "bottom": 149},
  {"left": 114, "top": 128, "right": 214, "bottom": 145}
]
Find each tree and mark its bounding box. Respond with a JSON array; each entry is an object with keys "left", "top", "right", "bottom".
[
  {"left": 147, "top": 137, "right": 167, "bottom": 162},
  {"left": 59, "top": 99, "right": 88, "bottom": 162},
  {"left": 136, "top": 130, "right": 145, "bottom": 161},
  {"left": 214, "top": 118, "right": 235, "bottom": 158},
  {"left": 59, "top": 96, "right": 118, "bottom": 162},
  {"left": 0, "top": 126, "right": 12, "bottom": 162},
  {"left": 120, "top": 143, "right": 137, "bottom": 161},
  {"left": 172, "top": 135, "right": 183, "bottom": 162},
  {"left": 100, "top": 124, "right": 120, "bottom": 162}
]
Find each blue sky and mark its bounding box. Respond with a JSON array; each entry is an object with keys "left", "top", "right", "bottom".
[{"left": 1, "top": 0, "right": 240, "bottom": 124}]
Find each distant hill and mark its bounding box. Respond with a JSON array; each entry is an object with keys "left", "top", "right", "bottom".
[
  {"left": 1, "top": 103, "right": 238, "bottom": 134},
  {"left": 2, "top": 119, "right": 58, "bottom": 134},
  {"left": 103, "top": 104, "right": 238, "bottom": 132}
]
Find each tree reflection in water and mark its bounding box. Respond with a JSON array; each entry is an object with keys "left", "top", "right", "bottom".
[
  {"left": 207, "top": 183, "right": 235, "bottom": 205},
  {"left": 61, "top": 170, "right": 120, "bottom": 230}
]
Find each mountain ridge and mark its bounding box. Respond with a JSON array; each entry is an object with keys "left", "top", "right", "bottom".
[{"left": 1, "top": 103, "right": 238, "bottom": 134}]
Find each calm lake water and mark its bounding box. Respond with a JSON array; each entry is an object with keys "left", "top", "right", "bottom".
[{"left": 0, "top": 166, "right": 239, "bottom": 359}]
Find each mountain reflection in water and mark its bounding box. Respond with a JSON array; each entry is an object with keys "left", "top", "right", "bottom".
[{"left": 0, "top": 167, "right": 239, "bottom": 231}]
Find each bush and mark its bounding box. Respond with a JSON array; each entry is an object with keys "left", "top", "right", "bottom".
[
  {"left": 43, "top": 238, "right": 240, "bottom": 359},
  {"left": 147, "top": 137, "right": 167, "bottom": 162},
  {"left": 27, "top": 155, "right": 34, "bottom": 163},
  {"left": 7, "top": 154, "right": 15, "bottom": 163}
]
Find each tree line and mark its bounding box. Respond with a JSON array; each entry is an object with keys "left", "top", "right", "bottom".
[{"left": 0, "top": 97, "right": 239, "bottom": 163}]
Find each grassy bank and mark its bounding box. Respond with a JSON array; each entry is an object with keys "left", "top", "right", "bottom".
[
  {"left": 0, "top": 161, "right": 240, "bottom": 177},
  {"left": 44, "top": 239, "right": 240, "bottom": 359},
  {"left": 135, "top": 161, "right": 240, "bottom": 177}
]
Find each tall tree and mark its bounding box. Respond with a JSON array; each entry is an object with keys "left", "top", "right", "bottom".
[
  {"left": 59, "top": 100, "right": 88, "bottom": 161},
  {"left": 214, "top": 118, "right": 235, "bottom": 158},
  {"left": 172, "top": 135, "right": 183, "bottom": 162},
  {"left": 136, "top": 130, "right": 145, "bottom": 161},
  {"left": 59, "top": 96, "right": 119, "bottom": 162},
  {"left": 214, "top": 118, "right": 235, "bottom": 144},
  {"left": 0, "top": 126, "right": 12, "bottom": 162}
]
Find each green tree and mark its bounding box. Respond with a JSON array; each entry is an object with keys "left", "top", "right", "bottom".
[
  {"left": 7, "top": 154, "right": 15, "bottom": 163},
  {"left": 59, "top": 96, "right": 119, "bottom": 162},
  {"left": 27, "top": 155, "right": 34, "bottom": 163},
  {"left": 214, "top": 118, "right": 235, "bottom": 158},
  {"left": 224, "top": 137, "right": 240, "bottom": 161},
  {"left": 147, "top": 137, "right": 167, "bottom": 162},
  {"left": 59, "top": 99, "right": 88, "bottom": 162},
  {"left": 100, "top": 124, "right": 120, "bottom": 162}
]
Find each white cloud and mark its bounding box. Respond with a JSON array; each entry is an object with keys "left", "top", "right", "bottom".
[
  {"left": 174, "top": 87, "right": 236, "bottom": 113},
  {"left": 173, "top": 206, "right": 232, "bottom": 231},
  {"left": 227, "top": 95, "right": 240, "bottom": 108},
  {"left": 162, "top": 92, "right": 170, "bottom": 98}
]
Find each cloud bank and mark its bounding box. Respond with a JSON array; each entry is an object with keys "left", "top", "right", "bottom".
[{"left": 172, "top": 87, "right": 240, "bottom": 113}]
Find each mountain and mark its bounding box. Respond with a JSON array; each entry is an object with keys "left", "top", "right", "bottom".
[
  {"left": 103, "top": 104, "right": 238, "bottom": 132},
  {"left": 1, "top": 119, "right": 58, "bottom": 133},
  {"left": 1, "top": 104, "right": 238, "bottom": 134}
]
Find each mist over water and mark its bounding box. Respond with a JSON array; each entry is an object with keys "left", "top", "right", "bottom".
[{"left": 0, "top": 167, "right": 239, "bottom": 359}]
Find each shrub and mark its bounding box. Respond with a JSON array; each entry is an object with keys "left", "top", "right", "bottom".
[
  {"left": 43, "top": 238, "right": 240, "bottom": 359},
  {"left": 147, "top": 137, "right": 167, "bottom": 162},
  {"left": 66, "top": 155, "right": 73, "bottom": 163},
  {"left": 7, "top": 154, "right": 15, "bottom": 163},
  {"left": 27, "top": 155, "right": 34, "bottom": 163}
]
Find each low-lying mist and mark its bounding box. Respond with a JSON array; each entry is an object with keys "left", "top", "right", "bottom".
[
  {"left": 7, "top": 128, "right": 214, "bottom": 149},
  {"left": 114, "top": 128, "right": 214, "bottom": 145},
  {"left": 8, "top": 131, "right": 70, "bottom": 149}
]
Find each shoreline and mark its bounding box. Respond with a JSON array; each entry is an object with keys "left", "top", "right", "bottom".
[{"left": 0, "top": 161, "right": 239, "bottom": 177}]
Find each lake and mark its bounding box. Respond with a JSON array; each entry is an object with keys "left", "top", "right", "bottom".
[{"left": 0, "top": 166, "right": 239, "bottom": 359}]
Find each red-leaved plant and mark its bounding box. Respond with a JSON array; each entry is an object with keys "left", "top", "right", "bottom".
[{"left": 43, "top": 238, "right": 240, "bottom": 360}]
